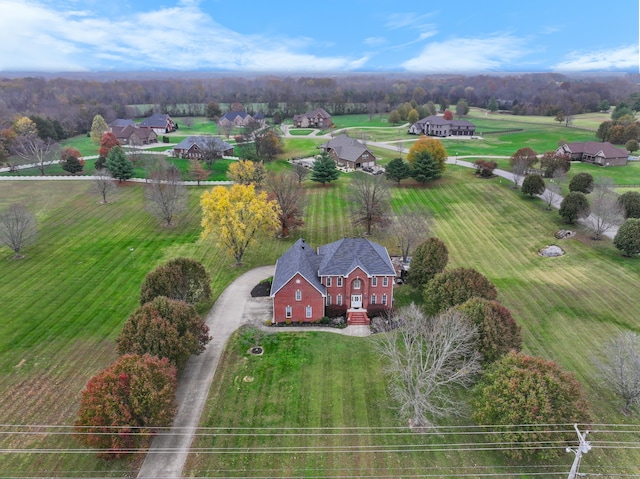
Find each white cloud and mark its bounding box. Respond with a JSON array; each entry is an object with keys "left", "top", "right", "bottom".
[
  {"left": 0, "top": 0, "right": 368, "bottom": 71},
  {"left": 552, "top": 44, "right": 639, "bottom": 72},
  {"left": 401, "top": 34, "right": 528, "bottom": 72},
  {"left": 364, "top": 37, "right": 386, "bottom": 46}
]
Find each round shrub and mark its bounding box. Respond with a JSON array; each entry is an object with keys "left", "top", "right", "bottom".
[{"left": 140, "top": 257, "right": 212, "bottom": 305}]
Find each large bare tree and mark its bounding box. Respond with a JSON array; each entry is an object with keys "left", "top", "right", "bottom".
[
  {"left": 0, "top": 203, "right": 38, "bottom": 258},
  {"left": 595, "top": 332, "right": 640, "bottom": 414},
  {"left": 90, "top": 168, "right": 118, "bottom": 204},
  {"left": 374, "top": 304, "right": 481, "bottom": 428},
  {"left": 145, "top": 160, "right": 187, "bottom": 227},
  {"left": 293, "top": 163, "right": 310, "bottom": 185},
  {"left": 264, "top": 171, "right": 306, "bottom": 238},
  {"left": 387, "top": 211, "right": 431, "bottom": 262},
  {"left": 349, "top": 173, "right": 391, "bottom": 235},
  {"left": 584, "top": 178, "right": 624, "bottom": 240},
  {"left": 11, "top": 134, "right": 59, "bottom": 175}
]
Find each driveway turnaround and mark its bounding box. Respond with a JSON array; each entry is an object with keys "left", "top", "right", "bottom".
[{"left": 137, "top": 265, "right": 275, "bottom": 479}]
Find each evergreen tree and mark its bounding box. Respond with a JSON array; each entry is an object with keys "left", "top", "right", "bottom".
[
  {"left": 105, "top": 146, "right": 134, "bottom": 182},
  {"left": 385, "top": 157, "right": 411, "bottom": 183},
  {"left": 520, "top": 174, "right": 545, "bottom": 197},
  {"left": 411, "top": 151, "right": 441, "bottom": 184},
  {"left": 311, "top": 153, "right": 339, "bottom": 185}
]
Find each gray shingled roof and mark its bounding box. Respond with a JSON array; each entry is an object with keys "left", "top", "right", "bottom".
[
  {"left": 320, "top": 134, "right": 373, "bottom": 162},
  {"left": 270, "top": 239, "right": 325, "bottom": 297},
  {"left": 318, "top": 238, "right": 395, "bottom": 277},
  {"left": 109, "top": 119, "right": 135, "bottom": 128},
  {"left": 139, "top": 113, "right": 171, "bottom": 128},
  {"left": 173, "top": 136, "right": 233, "bottom": 152}
]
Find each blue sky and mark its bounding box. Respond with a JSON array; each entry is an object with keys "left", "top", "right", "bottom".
[{"left": 0, "top": 0, "right": 637, "bottom": 73}]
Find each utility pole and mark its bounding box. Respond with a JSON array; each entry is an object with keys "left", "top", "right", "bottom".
[{"left": 567, "top": 423, "right": 591, "bottom": 479}]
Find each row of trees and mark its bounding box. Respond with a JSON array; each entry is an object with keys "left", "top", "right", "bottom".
[
  {"left": 74, "top": 258, "right": 212, "bottom": 458},
  {"left": 2, "top": 73, "right": 638, "bottom": 140}
]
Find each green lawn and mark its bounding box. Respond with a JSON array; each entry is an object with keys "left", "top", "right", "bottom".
[
  {"left": 288, "top": 129, "right": 315, "bottom": 136},
  {"left": 3, "top": 113, "right": 640, "bottom": 476},
  {"left": 183, "top": 168, "right": 640, "bottom": 476}
]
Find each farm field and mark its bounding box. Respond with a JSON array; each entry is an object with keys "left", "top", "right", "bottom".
[
  {"left": 183, "top": 168, "right": 640, "bottom": 477},
  {"left": 3, "top": 112, "right": 640, "bottom": 476}
]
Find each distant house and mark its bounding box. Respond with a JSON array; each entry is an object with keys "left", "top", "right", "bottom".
[
  {"left": 218, "top": 111, "right": 263, "bottom": 128},
  {"left": 557, "top": 141, "right": 628, "bottom": 167},
  {"left": 109, "top": 119, "right": 136, "bottom": 129},
  {"left": 409, "top": 115, "right": 475, "bottom": 137},
  {"left": 172, "top": 136, "right": 234, "bottom": 159},
  {"left": 270, "top": 238, "right": 395, "bottom": 325},
  {"left": 319, "top": 134, "right": 376, "bottom": 170},
  {"left": 111, "top": 125, "right": 158, "bottom": 146},
  {"left": 139, "top": 114, "right": 177, "bottom": 134},
  {"left": 293, "top": 108, "right": 332, "bottom": 128}
]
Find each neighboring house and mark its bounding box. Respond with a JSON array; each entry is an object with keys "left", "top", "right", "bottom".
[
  {"left": 408, "top": 115, "right": 476, "bottom": 137},
  {"left": 111, "top": 125, "right": 158, "bottom": 146},
  {"left": 319, "top": 134, "right": 376, "bottom": 170},
  {"left": 139, "top": 113, "right": 178, "bottom": 134},
  {"left": 293, "top": 108, "right": 332, "bottom": 128},
  {"left": 557, "top": 141, "right": 628, "bottom": 167},
  {"left": 218, "top": 111, "right": 263, "bottom": 128},
  {"left": 270, "top": 238, "right": 396, "bottom": 325},
  {"left": 109, "top": 119, "right": 136, "bottom": 129},
  {"left": 173, "top": 136, "right": 234, "bottom": 159}
]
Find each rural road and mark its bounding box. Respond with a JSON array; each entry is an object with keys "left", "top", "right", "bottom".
[{"left": 136, "top": 265, "right": 275, "bottom": 479}]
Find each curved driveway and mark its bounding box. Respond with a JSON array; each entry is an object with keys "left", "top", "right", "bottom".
[{"left": 137, "top": 265, "right": 275, "bottom": 479}]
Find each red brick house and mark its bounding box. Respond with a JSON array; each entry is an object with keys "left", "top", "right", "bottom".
[
  {"left": 270, "top": 238, "right": 395, "bottom": 325},
  {"left": 139, "top": 113, "right": 177, "bottom": 134},
  {"left": 293, "top": 108, "right": 332, "bottom": 128}
]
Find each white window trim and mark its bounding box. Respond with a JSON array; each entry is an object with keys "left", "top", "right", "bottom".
[
  {"left": 383, "top": 277, "right": 389, "bottom": 287},
  {"left": 285, "top": 305, "right": 292, "bottom": 318},
  {"left": 326, "top": 277, "right": 332, "bottom": 287},
  {"left": 372, "top": 277, "right": 378, "bottom": 287},
  {"left": 326, "top": 294, "right": 331, "bottom": 306},
  {"left": 353, "top": 279, "right": 362, "bottom": 290},
  {"left": 337, "top": 294, "right": 343, "bottom": 306},
  {"left": 371, "top": 294, "right": 377, "bottom": 305},
  {"left": 382, "top": 294, "right": 387, "bottom": 305},
  {"left": 337, "top": 277, "right": 343, "bottom": 287},
  {"left": 306, "top": 305, "right": 312, "bottom": 318},
  {"left": 295, "top": 289, "right": 302, "bottom": 301}
]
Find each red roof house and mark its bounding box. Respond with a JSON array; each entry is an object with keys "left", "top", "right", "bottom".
[{"left": 270, "top": 238, "right": 395, "bottom": 325}]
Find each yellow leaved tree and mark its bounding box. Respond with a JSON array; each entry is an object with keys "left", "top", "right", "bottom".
[
  {"left": 407, "top": 136, "right": 448, "bottom": 173},
  {"left": 227, "top": 159, "right": 267, "bottom": 186},
  {"left": 200, "top": 184, "right": 280, "bottom": 266}
]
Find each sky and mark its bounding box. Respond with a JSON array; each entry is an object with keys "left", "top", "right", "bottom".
[{"left": 0, "top": 0, "right": 638, "bottom": 74}]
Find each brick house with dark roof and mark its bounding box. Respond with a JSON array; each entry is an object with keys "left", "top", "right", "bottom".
[
  {"left": 556, "top": 141, "right": 628, "bottom": 167},
  {"left": 319, "top": 134, "right": 376, "bottom": 170},
  {"left": 218, "top": 111, "right": 264, "bottom": 128},
  {"left": 408, "top": 115, "right": 476, "bottom": 137},
  {"left": 293, "top": 108, "right": 332, "bottom": 128},
  {"left": 139, "top": 113, "right": 177, "bottom": 134},
  {"left": 172, "top": 136, "right": 234, "bottom": 159},
  {"left": 270, "top": 238, "right": 395, "bottom": 325}
]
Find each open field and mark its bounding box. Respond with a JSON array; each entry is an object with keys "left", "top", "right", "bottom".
[
  {"left": 3, "top": 112, "right": 640, "bottom": 476},
  {"left": 183, "top": 168, "right": 640, "bottom": 476}
]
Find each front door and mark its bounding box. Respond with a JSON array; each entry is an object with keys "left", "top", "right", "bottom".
[{"left": 351, "top": 294, "right": 362, "bottom": 308}]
